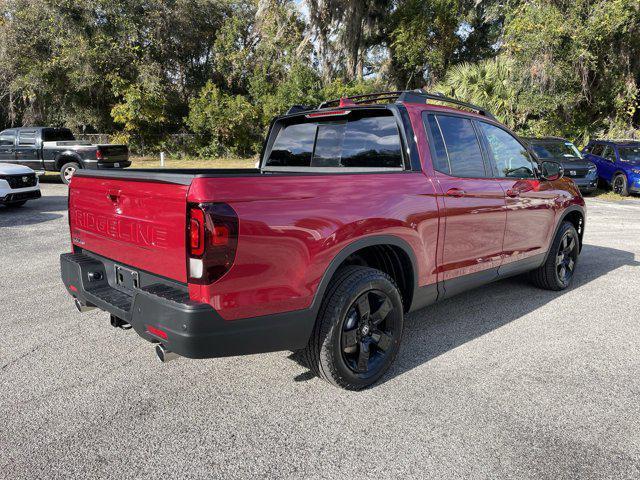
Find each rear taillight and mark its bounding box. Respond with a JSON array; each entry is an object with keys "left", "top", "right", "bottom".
[
  {"left": 96, "top": 149, "right": 103, "bottom": 160},
  {"left": 189, "top": 208, "right": 205, "bottom": 256},
  {"left": 187, "top": 203, "right": 238, "bottom": 284}
]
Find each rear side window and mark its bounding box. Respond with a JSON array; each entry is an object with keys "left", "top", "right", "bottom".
[
  {"left": 0, "top": 130, "right": 15, "bottom": 146},
  {"left": 265, "top": 112, "right": 403, "bottom": 170},
  {"left": 423, "top": 114, "right": 450, "bottom": 173},
  {"left": 18, "top": 130, "right": 37, "bottom": 146},
  {"left": 43, "top": 129, "right": 75, "bottom": 142},
  {"left": 425, "top": 114, "right": 486, "bottom": 177}
]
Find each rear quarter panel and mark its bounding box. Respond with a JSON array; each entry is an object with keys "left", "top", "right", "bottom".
[{"left": 187, "top": 173, "right": 439, "bottom": 320}]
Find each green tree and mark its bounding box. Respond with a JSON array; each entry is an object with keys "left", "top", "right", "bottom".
[
  {"left": 187, "top": 81, "right": 261, "bottom": 156},
  {"left": 437, "top": 57, "right": 521, "bottom": 129}
]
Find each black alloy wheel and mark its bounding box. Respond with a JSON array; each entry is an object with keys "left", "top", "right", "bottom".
[
  {"left": 341, "top": 290, "right": 396, "bottom": 375},
  {"left": 556, "top": 230, "right": 578, "bottom": 288},
  {"left": 612, "top": 174, "right": 629, "bottom": 196},
  {"left": 303, "top": 265, "right": 404, "bottom": 390}
]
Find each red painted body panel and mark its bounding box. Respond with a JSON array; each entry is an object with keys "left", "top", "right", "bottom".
[
  {"left": 186, "top": 173, "right": 439, "bottom": 320},
  {"left": 69, "top": 176, "right": 189, "bottom": 281},
  {"left": 432, "top": 173, "right": 506, "bottom": 279},
  {"left": 67, "top": 101, "right": 585, "bottom": 325}
]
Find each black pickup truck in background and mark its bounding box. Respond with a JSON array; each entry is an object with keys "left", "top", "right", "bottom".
[{"left": 0, "top": 127, "right": 130, "bottom": 184}]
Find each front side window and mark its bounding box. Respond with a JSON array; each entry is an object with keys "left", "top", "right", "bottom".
[
  {"left": 591, "top": 144, "right": 604, "bottom": 156},
  {"left": 0, "top": 130, "right": 15, "bottom": 146},
  {"left": 265, "top": 113, "right": 403, "bottom": 169},
  {"left": 479, "top": 123, "right": 535, "bottom": 178},
  {"left": 426, "top": 114, "right": 486, "bottom": 177}
]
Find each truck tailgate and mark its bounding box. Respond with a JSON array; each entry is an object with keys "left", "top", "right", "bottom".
[{"left": 68, "top": 174, "right": 189, "bottom": 282}]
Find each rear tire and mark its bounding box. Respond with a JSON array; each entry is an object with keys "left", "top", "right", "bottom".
[
  {"left": 612, "top": 174, "right": 629, "bottom": 196},
  {"left": 60, "top": 162, "right": 80, "bottom": 185},
  {"left": 303, "top": 266, "right": 404, "bottom": 390},
  {"left": 529, "top": 221, "right": 579, "bottom": 291}
]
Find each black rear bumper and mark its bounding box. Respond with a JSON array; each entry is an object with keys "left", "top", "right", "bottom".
[
  {"left": 2, "top": 189, "right": 41, "bottom": 204},
  {"left": 60, "top": 252, "right": 313, "bottom": 359}
]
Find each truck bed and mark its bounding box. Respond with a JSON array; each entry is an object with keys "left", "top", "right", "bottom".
[{"left": 74, "top": 168, "right": 262, "bottom": 185}]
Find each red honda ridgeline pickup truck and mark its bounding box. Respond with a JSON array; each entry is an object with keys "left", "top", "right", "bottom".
[{"left": 61, "top": 90, "right": 585, "bottom": 390}]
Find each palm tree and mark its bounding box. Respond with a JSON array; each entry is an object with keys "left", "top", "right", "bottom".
[{"left": 437, "top": 57, "right": 521, "bottom": 129}]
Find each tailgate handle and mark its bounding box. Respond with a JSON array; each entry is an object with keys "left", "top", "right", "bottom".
[{"left": 106, "top": 189, "right": 122, "bottom": 202}]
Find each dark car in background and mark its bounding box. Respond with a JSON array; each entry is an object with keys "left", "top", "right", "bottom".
[
  {"left": 0, "top": 127, "right": 129, "bottom": 184},
  {"left": 582, "top": 140, "right": 640, "bottom": 196},
  {"left": 523, "top": 137, "right": 598, "bottom": 194}
]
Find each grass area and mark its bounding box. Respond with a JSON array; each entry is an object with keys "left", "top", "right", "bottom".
[
  {"left": 588, "top": 188, "right": 634, "bottom": 202},
  {"left": 131, "top": 155, "right": 257, "bottom": 169}
]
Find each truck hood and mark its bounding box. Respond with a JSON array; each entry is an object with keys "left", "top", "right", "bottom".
[{"left": 0, "top": 163, "right": 35, "bottom": 175}]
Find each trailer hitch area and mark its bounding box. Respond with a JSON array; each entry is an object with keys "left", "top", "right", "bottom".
[{"left": 110, "top": 314, "right": 132, "bottom": 330}]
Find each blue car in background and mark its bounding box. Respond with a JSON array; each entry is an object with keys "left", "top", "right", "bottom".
[{"left": 582, "top": 140, "right": 640, "bottom": 196}]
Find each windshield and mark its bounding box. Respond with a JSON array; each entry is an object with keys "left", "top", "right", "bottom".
[
  {"left": 531, "top": 141, "right": 582, "bottom": 160},
  {"left": 618, "top": 146, "right": 640, "bottom": 163},
  {"left": 43, "top": 129, "right": 75, "bottom": 142}
]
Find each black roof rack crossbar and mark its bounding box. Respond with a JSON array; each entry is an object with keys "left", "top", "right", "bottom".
[
  {"left": 316, "top": 89, "right": 496, "bottom": 120},
  {"left": 318, "top": 91, "right": 404, "bottom": 109},
  {"left": 397, "top": 90, "right": 496, "bottom": 120}
]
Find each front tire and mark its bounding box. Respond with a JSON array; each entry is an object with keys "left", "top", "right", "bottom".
[
  {"left": 612, "top": 174, "right": 629, "bottom": 196},
  {"left": 303, "top": 266, "right": 404, "bottom": 390},
  {"left": 529, "top": 221, "right": 579, "bottom": 291},
  {"left": 60, "top": 162, "right": 80, "bottom": 185}
]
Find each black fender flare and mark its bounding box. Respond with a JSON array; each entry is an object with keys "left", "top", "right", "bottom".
[
  {"left": 308, "top": 235, "right": 420, "bottom": 315},
  {"left": 55, "top": 151, "right": 84, "bottom": 170},
  {"left": 542, "top": 205, "right": 586, "bottom": 264}
]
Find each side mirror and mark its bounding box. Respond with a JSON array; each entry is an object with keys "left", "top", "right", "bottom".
[{"left": 540, "top": 160, "right": 564, "bottom": 181}]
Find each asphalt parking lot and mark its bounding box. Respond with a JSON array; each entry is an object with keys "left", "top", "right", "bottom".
[{"left": 1, "top": 183, "right": 640, "bottom": 479}]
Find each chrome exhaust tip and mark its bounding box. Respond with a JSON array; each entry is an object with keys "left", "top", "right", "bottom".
[
  {"left": 74, "top": 298, "right": 96, "bottom": 313},
  {"left": 155, "top": 344, "right": 179, "bottom": 363}
]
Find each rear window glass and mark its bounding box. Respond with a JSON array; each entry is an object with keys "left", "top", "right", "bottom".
[
  {"left": 43, "top": 129, "right": 75, "bottom": 142},
  {"left": 265, "top": 113, "right": 403, "bottom": 169}
]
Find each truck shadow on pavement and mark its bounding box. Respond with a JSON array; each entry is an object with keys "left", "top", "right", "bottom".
[
  {"left": 290, "top": 243, "right": 639, "bottom": 385},
  {"left": 0, "top": 195, "right": 67, "bottom": 227}
]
